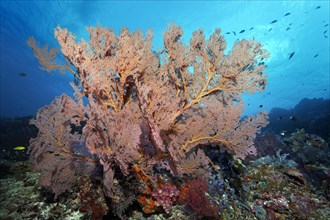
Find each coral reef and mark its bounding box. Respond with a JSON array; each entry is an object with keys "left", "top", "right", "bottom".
[
  {"left": 244, "top": 162, "right": 330, "bottom": 219},
  {"left": 26, "top": 23, "right": 269, "bottom": 218},
  {"left": 151, "top": 184, "right": 179, "bottom": 214},
  {"left": 0, "top": 161, "right": 88, "bottom": 219},
  {"left": 1, "top": 131, "right": 329, "bottom": 219},
  {"left": 253, "top": 129, "right": 329, "bottom": 196}
]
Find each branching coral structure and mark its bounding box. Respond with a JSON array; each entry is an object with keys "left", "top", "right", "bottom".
[{"left": 28, "top": 24, "right": 269, "bottom": 215}]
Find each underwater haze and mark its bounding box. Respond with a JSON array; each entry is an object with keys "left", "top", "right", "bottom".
[
  {"left": 0, "top": 1, "right": 329, "bottom": 117},
  {"left": 1, "top": 2, "right": 330, "bottom": 219}
]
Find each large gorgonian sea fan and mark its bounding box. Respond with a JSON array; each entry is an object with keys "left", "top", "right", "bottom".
[
  {"left": 29, "top": 92, "right": 100, "bottom": 198},
  {"left": 28, "top": 23, "right": 269, "bottom": 198}
]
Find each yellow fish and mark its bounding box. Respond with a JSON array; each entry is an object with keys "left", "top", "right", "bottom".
[
  {"left": 13, "top": 146, "right": 25, "bottom": 151},
  {"left": 213, "top": 165, "right": 221, "bottom": 171}
]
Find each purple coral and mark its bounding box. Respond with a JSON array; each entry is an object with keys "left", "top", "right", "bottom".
[{"left": 152, "top": 184, "right": 179, "bottom": 213}]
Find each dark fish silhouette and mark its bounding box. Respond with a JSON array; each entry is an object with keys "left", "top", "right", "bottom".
[
  {"left": 323, "top": 30, "right": 328, "bottom": 34},
  {"left": 270, "top": 20, "right": 278, "bottom": 24},
  {"left": 286, "top": 27, "right": 291, "bottom": 31},
  {"left": 19, "top": 72, "right": 27, "bottom": 77},
  {"left": 284, "top": 13, "right": 291, "bottom": 16},
  {"left": 288, "top": 52, "right": 295, "bottom": 59},
  {"left": 324, "top": 35, "right": 328, "bottom": 38},
  {"left": 315, "top": 6, "right": 321, "bottom": 9},
  {"left": 225, "top": 32, "right": 231, "bottom": 34},
  {"left": 239, "top": 30, "right": 245, "bottom": 33},
  {"left": 259, "top": 105, "right": 263, "bottom": 108},
  {"left": 73, "top": 74, "right": 79, "bottom": 86},
  {"left": 232, "top": 31, "right": 236, "bottom": 36},
  {"left": 324, "top": 24, "right": 329, "bottom": 27},
  {"left": 268, "top": 28, "right": 272, "bottom": 32},
  {"left": 289, "top": 23, "right": 292, "bottom": 26},
  {"left": 249, "top": 27, "right": 254, "bottom": 30},
  {"left": 314, "top": 54, "right": 318, "bottom": 58}
]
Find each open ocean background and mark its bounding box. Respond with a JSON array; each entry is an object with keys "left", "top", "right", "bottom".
[{"left": 1, "top": 1, "right": 329, "bottom": 118}]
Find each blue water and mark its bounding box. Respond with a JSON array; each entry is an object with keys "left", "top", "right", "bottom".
[{"left": 0, "top": 1, "right": 329, "bottom": 117}]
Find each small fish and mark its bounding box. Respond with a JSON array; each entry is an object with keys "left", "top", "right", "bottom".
[
  {"left": 280, "top": 131, "right": 287, "bottom": 136},
  {"left": 225, "top": 32, "right": 231, "bottom": 34},
  {"left": 283, "top": 168, "right": 305, "bottom": 184},
  {"left": 259, "top": 104, "right": 263, "bottom": 108},
  {"left": 288, "top": 52, "right": 295, "bottom": 59},
  {"left": 315, "top": 6, "right": 321, "bottom": 9},
  {"left": 279, "top": 116, "right": 282, "bottom": 120},
  {"left": 284, "top": 12, "right": 291, "bottom": 16},
  {"left": 314, "top": 54, "right": 318, "bottom": 58},
  {"left": 232, "top": 31, "right": 236, "bottom": 36},
  {"left": 213, "top": 165, "right": 221, "bottom": 171},
  {"left": 268, "top": 28, "right": 272, "bottom": 32},
  {"left": 324, "top": 24, "right": 329, "bottom": 27},
  {"left": 249, "top": 27, "right": 254, "bottom": 30},
  {"left": 289, "top": 23, "right": 292, "bottom": 26},
  {"left": 290, "top": 116, "right": 297, "bottom": 121},
  {"left": 19, "top": 72, "right": 27, "bottom": 77},
  {"left": 73, "top": 74, "right": 79, "bottom": 86},
  {"left": 270, "top": 20, "right": 278, "bottom": 24},
  {"left": 13, "top": 146, "right": 25, "bottom": 151},
  {"left": 286, "top": 27, "right": 291, "bottom": 31},
  {"left": 324, "top": 35, "right": 328, "bottom": 38},
  {"left": 323, "top": 30, "right": 328, "bottom": 34},
  {"left": 239, "top": 29, "right": 245, "bottom": 33},
  {"left": 258, "top": 61, "right": 265, "bottom": 66}
]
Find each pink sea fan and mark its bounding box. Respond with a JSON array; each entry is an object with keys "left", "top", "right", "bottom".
[{"left": 29, "top": 95, "right": 99, "bottom": 198}]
